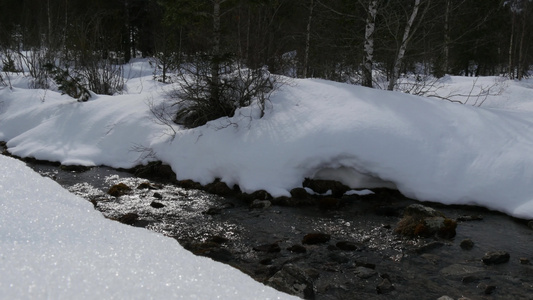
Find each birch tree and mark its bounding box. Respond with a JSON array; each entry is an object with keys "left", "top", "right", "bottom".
[
  {"left": 387, "top": 0, "right": 429, "bottom": 90},
  {"left": 362, "top": 0, "right": 378, "bottom": 87}
]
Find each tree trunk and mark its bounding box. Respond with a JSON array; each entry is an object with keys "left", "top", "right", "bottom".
[
  {"left": 443, "top": 0, "right": 450, "bottom": 74},
  {"left": 303, "top": 0, "right": 315, "bottom": 78},
  {"left": 47, "top": 0, "right": 52, "bottom": 47},
  {"left": 388, "top": 0, "right": 422, "bottom": 91},
  {"left": 362, "top": 0, "right": 378, "bottom": 88},
  {"left": 211, "top": 0, "right": 222, "bottom": 102},
  {"left": 517, "top": 2, "right": 528, "bottom": 80},
  {"left": 509, "top": 12, "right": 515, "bottom": 79}
]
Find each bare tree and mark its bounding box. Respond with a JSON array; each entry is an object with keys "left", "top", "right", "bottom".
[
  {"left": 302, "top": 0, "right": 315, "bottom": 78},
  {"left": 387, "top": 0, "right": 430, "bottom": 91},
  {"left": 362, "top": 0, "right": 378, "bottom": 87}
]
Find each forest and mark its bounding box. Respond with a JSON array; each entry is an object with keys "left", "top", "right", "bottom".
[{"left": 0, "top": 0, "right": 531, "bottom": 96}]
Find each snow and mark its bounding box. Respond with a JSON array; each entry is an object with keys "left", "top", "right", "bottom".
[
  {"left": 2, "top": 65, "right": 533, "bottom": 219},
  {"left": 0, "top": 155, "right": 296, "bottom": 299},
  {"left": 2, "top": 60, "right": 533, "bottom": 295}
]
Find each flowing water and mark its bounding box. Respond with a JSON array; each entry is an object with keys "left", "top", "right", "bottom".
[{"left": 23, "top": 162, "right": 533, "bottom": 300}]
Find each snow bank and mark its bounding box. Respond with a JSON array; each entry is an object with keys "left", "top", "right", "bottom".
[
  {"left": 2, "top": 71, "right": 533, "bottom": 219},
  {"left": 153, "top": 78, "right": 533, "bottom": 218},
  {"left": 0, "top": 155, "right": 296, "bottom": 299}
]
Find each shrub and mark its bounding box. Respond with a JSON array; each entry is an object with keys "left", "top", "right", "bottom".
[
  {"left": 172, "top": 54, "right": 275, "bottom": 128},
  {"left": 80, "top": 58, "right": 124, "bottom": 96},
  {"left": 44, "top": 63, "right": 91, "bottom": 101}
]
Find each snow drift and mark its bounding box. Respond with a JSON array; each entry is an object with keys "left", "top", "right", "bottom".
[
  {"left": 0, "top": 155, "right": 296, "bottom": 299},
  {"left": 1, "top": 71, "right": 533, "bottom": 219}
]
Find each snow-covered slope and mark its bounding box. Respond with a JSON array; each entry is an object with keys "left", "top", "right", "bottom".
[
  {"left": 1, "top": 69, "right": 533, "bottom": 218},
  {"left": 0, "top": 155, "right": 297, "bottom": 299}
]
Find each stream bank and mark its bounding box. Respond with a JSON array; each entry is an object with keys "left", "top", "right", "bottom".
[{"left": 2, "top": 143, "right": 533, "bottom": 299}]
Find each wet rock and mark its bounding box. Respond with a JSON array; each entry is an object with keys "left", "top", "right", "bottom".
[
  {"left": 302, "top": 178, "right": 349, "bottom": 197},
  {"left": 457, "top": 215, "right": 483, "bottom": 222},
  {"left": 253, "top": 243, "right": 281, "bottom": 253},
  {"left": 290, "top": 188, "right": 309, "bottom": 199},
  {"left": 260, "top": 258, "right": 273, "bottom": 265},
  {"left": 273, "top": 195, "right": 314, "bottom": 206},
  {"left": 203, "top": 202, "right": 234, "bottom": 215},
  {"left": 376, "top": 278, "right": 395, "bottom": 294},
  {"left": 107, "top": 183, "right": 131, "bottom": 197},
  {"left": 150, "top": 201, "right": 165, "bottom": 208},
  {"left": 250, "top": 190, "right": 272, "bottom": 200},
  {"left": 287, "top": 244, "right": 307, "bottom": 253},
  {"left": 460, "top": 239, "right": 474, "bottom": 250},
  {"left": 436, "top": 219, "right": 458, "bottom": 239},
  {"left": 267, "top": 264, "right": 315, "bottom": 299},
  {"left": 250, "top": 200, "right": 271, "bottom": 209},
  {"left": 395, "top": 204, "right": 457, "bottom": 238},
  {"left": 153, "top": 192, "right": 163, "bottom": 199},
  {"left": 133, "top": 161, "right": 176, "bottom": 182},
  {"left": 404, "top": 204, "right": 444, "bottom": 218},
  {"left": 177, "top": 179, "right": 203, "bottom": 190},
  {"left": 206, "top": 180, "right": 233, "bottom": 196},
  {"left": 117, "top": 212, "right": 139, "bottom": 225},
  {"left": 207, "top": 235, "right": 229, "bottom": 244},
  {"left": 137, "top": 182, "right": 156, "bottom": 190},
  {"left": 327, "top": 244, "right": 339, "bottom": 251},
  {"left": 207, "top": 248, "right": 233, "bottom": 262},
  {"left": 484, "top": 285, "right": 497, "bottom": 295},
  {"left": 317, "top": 197, "right": 340, "bottom": 210},
  {"left": 462, "top": 275, "right": 480, "bottom": 284},
  {"left": 270, "top": 196, "right": 291, "bottom": 206},
  {"left": 528, "top": 220, "right": 533, "bottom": 230},
  {"left": 204, "top": 207, "right": 222, "bottom": 215},
  {"left": 184, "top": 241, "right": 232, "bottom": 262},
  {"left": 482, "top": 251, "right": 510, "bottom": 265},
  {"left": 354, "top": 266, "right": 377, "bottom": 279},
  {"left": 336, "top": 241, "right": 359, "bottom": 251},
  {"left": 239, "top": 190, "right": 273, "bottom": 203},
  {"left": 354, "top": 261, "right": 376, "bottom": 269},
  {"left": 302, "top": 233, "right": 331, "bottom": 245},
  {"left": 329, "top": 252, "right": 350, "bottom": 264},
  {"left": 415, "top": 241, "right": 445, "bottom": 254},
  {"left": 362, "top": 188, "right": 404, "bottom": 201},
  {"left": 440, "top": 264, "right": 484, "bottom": 277},
  {"left": 421, "top": 253, "right": 440, "bottom": 264}
]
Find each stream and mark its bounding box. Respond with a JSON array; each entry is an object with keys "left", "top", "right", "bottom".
[{"left": 19, "top": 161, "right": 533, "bottom": 299}]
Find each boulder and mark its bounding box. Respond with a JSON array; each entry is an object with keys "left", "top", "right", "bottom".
[
  {"left": 395, "top": 204, "right": 457, "bottom": 238},
  {"left": 336, "top": 241, "right": 359, "bottom": 251},
  {"left": 287, "top": 244, "right": 307, "bottom": 253},
  {"left": 250, "top": 200, "right": 271, "bottom": 209},
  {"left": 150, "top": 201, "right": 165, "bottom": 208},
  {"left": 460, "top": 239, "right": 474, "bottom": 250},
  {"left": 290, "top": 187, "right": 309, "bottom": 199},
  {"left": 302, "top": 233, "right": 331, "bottom": 245},
  {"left": 302, "top": 178, "right": 349, "bottom": 197},
  {"left": 117, "top": 212, "right": 139, "bottom": 225},
  {"left": 107, "top": 183, "right": 131, "bottom": 197},
  {"left": 482, "top": 251, "right": 510, "bottom": 265},
  {"left": 267, "top": 264, "right": 315, "bottom": 299}
]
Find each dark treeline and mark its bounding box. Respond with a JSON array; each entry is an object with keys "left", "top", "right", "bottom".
[{"left": 0, "top": 0, "right": 531, "bottom": 86}]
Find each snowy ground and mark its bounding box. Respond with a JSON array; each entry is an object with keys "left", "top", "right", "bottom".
[
  {"left": 0, "top": 155, "right": 297, "bottom": 299},
  {"left": 1, "top": 59, "right": 533, "bottom": 297},
  {"left": 2, "top": 61, "right": 533, "bottom": 218}
]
